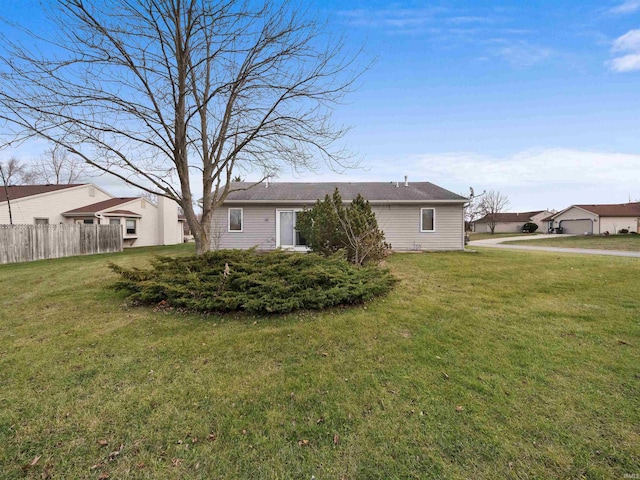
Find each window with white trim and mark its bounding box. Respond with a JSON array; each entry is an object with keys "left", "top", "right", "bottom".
[
  {"left": 126, "top": 219, "right": 136, "bottom": 235},
  {"left": 420, "top": 208, "right": 435, "bottom": 232},
  {"left": 34, "top": 218, "right": 49, "bottom": 225},
  {"left": 228, "top": 208, "right": 243, "bottom": 232}
]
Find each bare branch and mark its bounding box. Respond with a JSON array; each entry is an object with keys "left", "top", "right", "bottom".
[
  {"left": 478, "top": 190, "right": 510, "bottom": 234},
  {"left": 0, "top": 0, "right": 366, "bottom": 253}
]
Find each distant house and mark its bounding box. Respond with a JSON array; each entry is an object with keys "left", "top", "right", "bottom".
[
  {"left": 211, "top": 180, "right": 467, "bottom": 251},
  {"left": 474, "top": 210, "right": 553, "bottom": 233},
  {"left": 545, "top": 203, "right": 640, "bottom": 234},
  {"left": 0, "top": 184, "right": 184, "bottom": 247}
]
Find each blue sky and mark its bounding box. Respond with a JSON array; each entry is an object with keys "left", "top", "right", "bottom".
[{"left": 3, "top": 1, "right": 640, "bottom": 211}]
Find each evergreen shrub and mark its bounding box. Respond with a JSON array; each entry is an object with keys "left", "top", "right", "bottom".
[
  {"left": 109, "top": 249, "right": 396, "bottom": 314},
  {"left": 296, "top": 189, "right": 391, "bottom": 265}
]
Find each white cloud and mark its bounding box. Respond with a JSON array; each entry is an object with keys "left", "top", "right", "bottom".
[
  {"left": 610, "top": 30, "right": 640, "bottom": 72},
  {"left": 610, "top": 53, "right": 640, "bottom": 71},
  {"left": 402, "top": 148, "right": 640, "bottom": 208},
  {"left": 612, "top": 29, "right": 640, "bottom": 52},
  {"left": 338, "top": 7, "right": 442, "bottom": 31},
  {"left": 610, "top": 0, "right": 640, "bottom": 14},
  {"left": 490, "top": 41, "right": 553, "bottom": 67},
  {"left": 337, "top": 7, "right": 500, "bottom": 37},
  {"left": 278, "top": 148, "right": 640, "bottom": 211},
  {"left": 409, "top": 148, "right": 637, "bottom": 187}
]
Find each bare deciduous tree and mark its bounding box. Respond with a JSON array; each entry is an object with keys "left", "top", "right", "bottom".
[
  {"left": 478, "top": 190, "right": 510, "bottom": 234},
  {"left": 0, "top": 157, "right": 34, "bottom": 185},
  {"left": 0, "top": 0, "right": 363, "bottom": 254},
  {"left": 463, "top": 186, "right": 485, "bottom": 232},
  {"left": 139, "top": 190, "right": 159, "bottom": 206},
  {"left": 30, "top": 145, "right": 87, "bottom": 184},
  {"left": 0, "top": 163, "right": 14, "bottom": 224}
]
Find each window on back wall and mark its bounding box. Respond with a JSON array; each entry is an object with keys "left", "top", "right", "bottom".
[
  {"left": 228, "top": 208, "right": 243, "bottom": 232},
  {"left": 34, "top": 218, "right": 49, "bottom": 225},
  {"left": 126, "top": 219, "right": 136, "bottom": 235},
  {"left": 109, "top": 218, "right": 120, "bottom": 226},
  {"left": 420, "top": 208, "right": 435, "bottom": 232}
]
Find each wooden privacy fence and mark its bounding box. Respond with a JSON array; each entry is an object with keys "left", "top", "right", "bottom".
[{"left": 0, "top": 224, "right": 123, "bottom": 264}]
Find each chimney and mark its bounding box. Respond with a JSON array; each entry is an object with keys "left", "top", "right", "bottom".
[{"left": 404, "top": 175, "right": 408, "bottom": 187}]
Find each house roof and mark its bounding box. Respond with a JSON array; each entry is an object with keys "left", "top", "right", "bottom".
[
  {"left": 574, "top": 203, "right": 640, "bottom": 217},
  {"left": 476, "top": 211, "right": 543, "bottom": 223},
  {"left": 103, "top": 209, "right": 141, "bottom": 217},
  {"left": 0, "top": 184, "right": 83, "bottom": 203},
  {"left": 222, "top": 182, "right": 467, "bottom": 203},
  {"left": 548, "top": 202, "right": 640, "bottom": 220},
  {"left": 62, "top": 197, "right": 140, "bottom": 216}
]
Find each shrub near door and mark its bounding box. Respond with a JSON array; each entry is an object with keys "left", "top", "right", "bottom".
[{"left": 296, "top": 189, "right": 391, "bottom": 265}]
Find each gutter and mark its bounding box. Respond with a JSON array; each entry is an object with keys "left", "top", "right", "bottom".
[{"left": 221, "top": 199, "right": 468, "bottom": 205}]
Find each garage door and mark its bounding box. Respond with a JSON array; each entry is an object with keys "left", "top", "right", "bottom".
[{"left": 559, "top": 219, "right": 593, "bottom": 234}]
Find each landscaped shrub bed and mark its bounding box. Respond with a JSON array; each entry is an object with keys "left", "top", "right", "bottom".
[{"left": 110, "top": 249, "right": 396, "bottom": 314}]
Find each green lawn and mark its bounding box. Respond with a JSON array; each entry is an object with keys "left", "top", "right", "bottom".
[
  {"left": 1, "top": 245, "right": 638, "bottom": 479},
  {"left": 503, "top": 234, "right": 640, "bottom": 251},
  {"left": 468, "top": 232, "right": 535, "bottom": 241}
]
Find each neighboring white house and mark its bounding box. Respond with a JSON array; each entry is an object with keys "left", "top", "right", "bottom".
[
  {"left": 210, "top": 180, "right": 467, "bottom": 252},
  {"left": 545, "top": 203, "right": 640, "bottom": 234},
  {"left": 0, "top": 184, "right": 184, "bottom": 247},
  {"left": 473, "top": 210, "right": 554, "bottom": 233}
]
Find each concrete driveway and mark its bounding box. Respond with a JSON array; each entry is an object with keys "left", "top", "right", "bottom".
[{"left": 467, "top": 234, "right": 640, "bottom": 258}]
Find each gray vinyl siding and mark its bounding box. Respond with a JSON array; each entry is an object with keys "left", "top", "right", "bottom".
[
  {"left": 212, "top": 203, "right": 297, "bottom": 250},
  {"left": 211, "top": 202, "right": 464, "bottom": 251},
  {"left": 372, "top": 204, "right": 464, "bottom": 251}
]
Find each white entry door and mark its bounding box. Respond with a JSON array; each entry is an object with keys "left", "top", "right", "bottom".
[{"left": 276, "top": 210, "right": 308, "bottom": 250}]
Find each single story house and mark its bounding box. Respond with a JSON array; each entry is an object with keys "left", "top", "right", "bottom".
[
  {"left": 473, "top": 210, "right": 554, "bottom": 233},
  {"left": 545, "top": 202, "right": 640, "bottom": 234},
  {"left": 211, "top": 180, "right": 467, "bottom": 251},
  {"left": 0, "top": 183, "right": 184, "bottom": 246}
]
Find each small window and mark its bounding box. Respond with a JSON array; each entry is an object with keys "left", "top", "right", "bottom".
[
  {"left": 109, "top": 218, "right": 121, "bottom": 226},
  {"left": 126, "top": 219, "right": 136, "bottom": 235},
  {"left": 34, "top": 218, "right": 49, "bottom": 225},
  {"left": 229, "top": 208, "right": 243, "bottom": 232},
  {"left": 83, "top": 219, "right": 94, "bottom": 225},
  {"left": 420, "top": 208, "right": 435, "bottom": 232}
]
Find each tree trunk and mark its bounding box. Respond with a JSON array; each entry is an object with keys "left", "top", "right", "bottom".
[{"left": 194, "top": 213, "right": 212, "bottom": 255}]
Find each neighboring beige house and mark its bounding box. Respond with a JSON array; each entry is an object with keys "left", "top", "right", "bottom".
[
  {"left": 211, "top": 180, "right": 467, "bottom": 251},
  {"left": 545, "top": 203, "right": 640, "bottom": 234},
  {"left": 474, "top": 210, "right": 554, "bottom": 233},
  {"left": 0, "top": 184, "right": 184, "bottom": 247}
]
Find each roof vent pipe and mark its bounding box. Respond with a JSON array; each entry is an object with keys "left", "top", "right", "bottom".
[
  {"left": 265, "top": 177, "right": 269, "bottom": 188},
  {"left": 396, "top": 181, "right": 399, "bottom": 187},
  {"left": 404, "top": 175, "right": 408, "bottom": 187}
]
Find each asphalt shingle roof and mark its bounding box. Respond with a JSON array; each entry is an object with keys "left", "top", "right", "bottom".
[
  {"left": 476, "top": 211, "right": 544, "bottom": 223},
  {"left": 574, "top": 203, "right": 640, "bottom": 217},
  {"left": 62, "top": 198, "right": 139, "bottom": 215},
  {"left": 0, "top": 184, "right": 83, "bottom": 203},
  {"left": 223, "top": 182, "right": 467, "bottom": 202}
]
